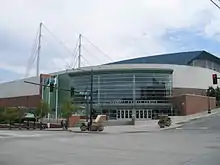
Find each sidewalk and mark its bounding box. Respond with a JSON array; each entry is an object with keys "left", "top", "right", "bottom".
[
  {"left": 49, "top": 108, "right": 220, "bottom": 134},
  {"left": 171, "top": 108, "right": 220, "bottom": 124}
]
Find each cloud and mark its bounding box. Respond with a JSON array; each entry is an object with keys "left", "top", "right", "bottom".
[{"left": 1, "top": 0, "right": 220, "bottom": 79}]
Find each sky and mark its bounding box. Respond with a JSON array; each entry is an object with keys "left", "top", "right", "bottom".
[{"left": 1, "top": 0, "right": 220, "bottom": 82}]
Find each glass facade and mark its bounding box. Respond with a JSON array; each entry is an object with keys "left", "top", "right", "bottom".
[{"left": 68, "top": 69, "right": 173, "bottom": 120}]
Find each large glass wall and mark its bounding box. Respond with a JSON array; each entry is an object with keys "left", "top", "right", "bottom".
[{"left": 69, "top": 69, "right": 173, "bottom": 120}]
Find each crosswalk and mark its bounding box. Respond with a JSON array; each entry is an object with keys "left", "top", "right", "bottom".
[{"left": 0, "top": 131, "right": 51, "bottom": 139}]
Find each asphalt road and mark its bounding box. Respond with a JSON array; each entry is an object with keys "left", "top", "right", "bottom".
[{"left": 0, "top": 114, "right": 220, "bottom": 165}]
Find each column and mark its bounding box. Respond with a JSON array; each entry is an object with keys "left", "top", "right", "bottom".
[
  {"left": 132, "top": 74, "right": 136, "bottom": 117},
  {"left": 98, "top": 75, "right": 100, "bottom": 105}
]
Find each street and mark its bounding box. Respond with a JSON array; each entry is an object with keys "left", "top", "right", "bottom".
[{"left": 0, "top": 114, "right": 220, "bottom": 165}]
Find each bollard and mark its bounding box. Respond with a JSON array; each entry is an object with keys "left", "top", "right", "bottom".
[{"left": 208, "top": 109, "right": 211, "bottom": 114}]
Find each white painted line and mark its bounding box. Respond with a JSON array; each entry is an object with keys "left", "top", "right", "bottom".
[
  {"left": 199, "top": 127, "right": 208, "bottom": 129},
  {"left": 176, "top": 128, "right": 183, "bottom": 130}
]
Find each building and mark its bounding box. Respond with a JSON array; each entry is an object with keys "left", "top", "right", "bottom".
[{"left": 0, "top": 50, "right": 218, "bottom": 119}]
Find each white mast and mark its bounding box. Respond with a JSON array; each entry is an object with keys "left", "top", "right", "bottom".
[
  {"left": 78, "top": 34, "right": 82, "bottom": 68},
  {"left": 36, "top": 22, "right": 43, "bottom": 77}
]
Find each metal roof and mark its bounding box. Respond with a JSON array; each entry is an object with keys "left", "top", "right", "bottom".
[{"left": 107, "top": 50, "right": 220, "bottom": 66}]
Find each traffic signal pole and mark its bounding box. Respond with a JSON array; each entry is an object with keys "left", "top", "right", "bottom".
[
  {"left": 212, "top": 74, "right": 218, "bottom": 84},
  {"left": 24, "top": 81, "right": 71, "bottom": 92},
  {"left": 48, "top": 89, "right": 51, "bottom": 121},
  {"left": 210, "top": 73, "right": 220, "bottom": 114},
  {"left": 89, "top": 69, "right": 94, "bottom": 129}
]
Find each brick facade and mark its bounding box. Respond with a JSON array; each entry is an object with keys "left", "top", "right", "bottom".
[
  {"left": 170, "top": 94, "right": 216, "bottom": 115},
  {"left": 68, "top": 115, "right": 81, "bottom": 127},
  {"left": 173, "top": 88, "right": 207, "bottom": 96},
  {"left": 0, "top": 87, "right": 216, "bottom": 117},
  {"left": 0, "top": 95, "right": 41, "bottom": 108}
]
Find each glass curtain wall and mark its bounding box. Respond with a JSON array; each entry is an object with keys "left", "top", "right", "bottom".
[{"left": 69, "top": 70, "right": 172, "bottom": 120}]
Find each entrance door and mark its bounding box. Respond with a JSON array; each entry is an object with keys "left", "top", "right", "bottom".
[
  {"left": 117, "top": 109, "right": 132, "bottom": 119},
  {"left": 117, "top": 109, "right": 152, "bottom": 120},
  {"left": 136, "top": 109, "right": 152, "bottom": 119},
  {"left": 136, "top": 109, "right": 145, "bottom": 119},
  {"left": 147, "top": 109, "right": 152, "bottom": 119}
]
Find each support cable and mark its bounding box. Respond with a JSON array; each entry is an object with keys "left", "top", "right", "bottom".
[
  {"left": 40, "top": 35, "right": 70, "bottom": 69},
  {"left": 42, "top": 24, "right": 74, "bottom": 55},
  {"left": 210, "top": 0, "right": 220, "bottom": 9},
  {"left": 82, "top": 47, "right": 102, "bottom": 64},
  {"left": 24, "top": 29, "right": 40, "bottom": 77},
  {"left": 81, "top": 55, "right": 92, "bottom": 66},
  {"left": 42, "top": 24, "right": 81, "bottom": 70},
  {"left": 69, "top": 40, "right": 79, "bottom": 68},
  {"left": 81, "top": 34, "right": 114, "bottom": 62}
]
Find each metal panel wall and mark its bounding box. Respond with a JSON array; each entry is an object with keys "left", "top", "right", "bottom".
[{"left": 0, "top": 76, "right": 40, "bottom": 98}]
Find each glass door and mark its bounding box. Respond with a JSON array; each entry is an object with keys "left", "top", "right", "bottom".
[
  {"left": 117, "top": 109, "right": 132, "bottom": 119},
  {"left": 147, "top": 109, "right": 152, "bottom": 119}
]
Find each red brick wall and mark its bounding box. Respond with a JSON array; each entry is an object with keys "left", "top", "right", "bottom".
[
  {"left": 0, "top": 95, "right": 41, "bottom": 108},
  {"left": 173, "top": 88, "right": 206, "bottom": 96},
  {"left": 68, "top": 115, "right": 80, "bottom": 127},
  {"left": 171, "top": 94, "right": 216, "bottom": 116},
  {"left": 170, "top": 95, "right": 186, "bottom": 115},
  {"left": 185, "top": 95, "right": 216, "bottom": 115}
]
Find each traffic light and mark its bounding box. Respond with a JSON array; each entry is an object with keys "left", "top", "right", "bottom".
[
  {"left": 70, "top": 87, "right": 75, "bottom": 97},
  {"left": 50, "top": 83, "right": 54, "bottom": 92},
  {"left": 212, "top": 74, "right": 218, "bottom": 84}
]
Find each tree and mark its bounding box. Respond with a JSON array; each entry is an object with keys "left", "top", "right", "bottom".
[
  {"left": 35, "top": 101, "right": 50, "bottom": 121},
  {"left": 60, "top": 98, "right": 78, "bottom": 129},
  {"left": 0, "top": 108, "right": 5, "bottom": 123},
  {"left": 207, "top": 86, "right": 216, "bottom": 97},
  {"left": 17, "top": 107, "right": 24, "bottom": 130},
  {"left": 61, "top": 98, "right": 78, "bottom": 119},
  {"left": 4, "top": 107, "right": 19, "bottom": 129},
  {"left": 215, "top": 86, "right": 220, "bottom": 101}
]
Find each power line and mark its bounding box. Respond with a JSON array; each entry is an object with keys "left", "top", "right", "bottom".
[{"left": 81, "top": 34, "right": 114, "bottom": 62}]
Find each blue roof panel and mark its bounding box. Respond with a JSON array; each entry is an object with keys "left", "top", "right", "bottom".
[{"left": 108, "top": 51, "right": 204, "bottom": 65}]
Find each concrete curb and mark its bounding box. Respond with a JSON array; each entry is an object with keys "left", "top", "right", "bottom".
[
  {"left": 67, "top": 124, "right": 184, "bottom": 134},
  {"left": 46, "top": 110, "right": 220, "bottom": 134},
  {"left": 173, "top": 110, "right": 220, "bottom": 125},
  {"left": 159, "top": 124, "right": 184, "bottom": 131}
]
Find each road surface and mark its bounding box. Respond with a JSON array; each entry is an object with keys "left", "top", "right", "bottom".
[{"left": 0, "top": 114, "right": 220, "bottom": 165}]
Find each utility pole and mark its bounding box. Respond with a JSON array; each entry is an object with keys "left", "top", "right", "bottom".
[
  {"left": 36, "top": 22, "right": 43, "bottom": 77},
  {"left": 78, "top": 34, "right": 82, "bottom": 69},
  {"left": 89, "top": 69, "right": 94, "bottom": 127}
]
